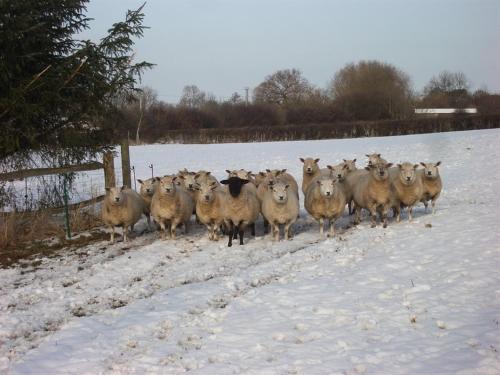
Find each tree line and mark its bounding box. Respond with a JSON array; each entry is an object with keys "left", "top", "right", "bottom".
[{"left": 112, "top": 64, "right": 500, "bottom": 144}]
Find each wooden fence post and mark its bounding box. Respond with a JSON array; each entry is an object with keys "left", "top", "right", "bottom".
[
  {"left": 103, "top": 151, "right": 116, "bottom": 188},
  {"left": 121, "top": 139, "right": 131, "bottom": 188}
]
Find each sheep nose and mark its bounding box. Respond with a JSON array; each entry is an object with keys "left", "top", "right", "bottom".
[
  {"left": 204, "top": 195, "right": 210, "bottom": 200},
  {"left": 427, "top": 171, "right": 432, "bottom": 175},
  {"left": 306, "top": 168, "right": 312, "bottom": 172},
  {"left": 406, "top": 176, "right": 411, "bottom": 181},
  {"left": 337, "top": 174, "right": 342, "bottom": 178},
  {"left": 114, "top": 197, "right": 120, "bottom": 202},
  {"left": 326, "top": 191, "right": 331, "bottom": 196},
  {"left": 188, "top": 184, "right": 193, "bottom": 188},
  {"left": 279, "top": 196, "right": 284, "bottom": 201},
  {"left": 166, "top": 188, "right": 171, "bottom": 192}
]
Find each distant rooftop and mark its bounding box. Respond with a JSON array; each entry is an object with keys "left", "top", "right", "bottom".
[{"left": 415, "top": 108, "right": 478, "bottom": 114}]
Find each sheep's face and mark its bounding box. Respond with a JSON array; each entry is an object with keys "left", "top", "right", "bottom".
[
  {"left": 197, "top": 182, "right": 218, "bottom": 203},
  {"left": 328, "top": 164, "right": 349, "bottom": 182},
  {"left": 398, "top": 163, "right": 418, "bottom": 185},
  {"left": 317, "top": 178, "right": 336, "bottom": 198},
  {"left": 106, "top": 186, "right": 126, "bottom": 205},
  {"left": 366, "top": 153, "right": 382, "bottom": 167},
  {"left": 138, "top": 178, "right": 156, "bottom": 197},
  {"left": 368, "top": 162, "right": 392, "bottom": 181},
  {"left": 159, "top": 176, "right": 178, "bottom": 195},
  {"left": 266, "top": 169, "right": 287, "bottom": 178},
  {"left": 420, "top": 162, "right": 441, "bottom": 179},
  {"left": 270, "top": 182, "right": 289, "bottom": 204},
  {"left": 220, "top": 176, "right": 249, "bottom": 198},
  {"left": 300, "top": 157, "right": 320, "bottom": 175},
  {"left": 183, "top": 173, "right": 197, "bottom": 191},
  {"left": 342, "top": 159, "right": 357, "bottom": 172}
]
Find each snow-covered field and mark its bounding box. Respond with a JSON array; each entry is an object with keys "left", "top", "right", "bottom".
[{"left": 1, "top": 129, "right": 500, "bottom": 374}]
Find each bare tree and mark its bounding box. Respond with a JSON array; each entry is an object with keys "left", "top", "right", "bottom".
[
  {"left": 424, "top": 71, "right": 470, "bottom": 95},
  {"left": 228, "top": 92, "right": 243, "bottom": 104},
  {"left": 179, "top": 85, "right": 207, "bottom": 108},
  {"left": 253, "top": 69, "right": 314, "bottom": 105},
  {"left": 328, "top": 60, "right": 414, "bottom": 120},
  {"left": 135, "top": 86, "right": 157, "bottom": 144}
]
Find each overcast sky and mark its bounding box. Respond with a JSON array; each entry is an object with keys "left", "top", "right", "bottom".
[{"left": 82, "top": 0, "right": 500, "bottom": 103}]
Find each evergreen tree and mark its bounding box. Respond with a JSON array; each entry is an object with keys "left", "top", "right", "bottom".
[{"left": 0, "top": 0, "right": 153, "bottom": 162}]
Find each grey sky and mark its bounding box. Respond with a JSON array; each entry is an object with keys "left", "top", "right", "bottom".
[{"left": 82, "top": 0, "right": 500, "bottom": 103}]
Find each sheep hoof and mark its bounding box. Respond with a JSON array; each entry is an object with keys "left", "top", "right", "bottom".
[
  {"left": 371, "top": 223, "right": 376, "bottom": 228},
  {"left": 383, "top": 223, "right": 388, "bottom": 228}
]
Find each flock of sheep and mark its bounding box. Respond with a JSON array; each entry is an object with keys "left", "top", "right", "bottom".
[{"left": 102, "top": 153, "right": 442, "bottom": 247}]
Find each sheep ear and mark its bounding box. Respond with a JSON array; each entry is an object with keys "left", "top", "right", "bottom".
[
  {"left": 206, "top": 171, "right": 211, "bottom": 176},
  {"left": 352, "top": 158, "right": 356, "bottom": 163},
  {"left": 259, "top": 171, "right": 266, "bottom": 177},
  {"left": 172, "top": 176, "right": 178, "bottom": 181},
  {"left": 343, "top": 164, "right": 348, "bottom": 170},
  {"left": 386, "top": 163, "right": 393, "bottom": 168},
  {"left": 266, "top": 169, "right": 271, "bottom": 173},
  {"left": 377, "top": 154, "right": 381, "bottom": 157},
  {"left": 155, "top": 177, "right": 161, "bottom": 182},
  {"left": 281, "top": 169, "right": 287, "bottom": 173},
  {"left": 436, "top": 161, "right": 441, "bottom": 166},
  {"left": 299, "top": 158, "right": 305, "bottom": 163},
  {"left": 420, "top": 162, "right": 426, "bottom": 167},
  {"left": 365, "top": 167, "right": 371, "bottom": 171},
  {"left": 343, "top": 159, "right": 347, "bottom": 162},
  {"left": 241, "top": 179, "right": 249, "bottom": 185},
  {"left": 327, "top": 165, "right": 333, "bottom": 170},
  {"left": 137, "top": 179, "right": 143, "bottom": 184},
  {"left": 194, "top": 173, "right": 200, "bottom": 179},
  {"left": 285, "top": 184, "right": 290, "bottom": 189},
  {"left": 314, "top": 158, "right": 320, "bottom": 163},
  {"left": 413, "top": 164, "right": 419, "bottom": 169},
  {"left": 267, "top": 180, "right": 274, "bottom": 186},
  {"left": 220, "top": 179, "right": 229, "bottom": 185},
  {"left": 120, "top": 185, "right": 126, "bottom": 191},
  {"left": 365, "top": 154, "right": 370, "bottom": 157},
  {"left": 105, "top": 187, "right": 111, "bottom": 192},
  {"left": 225, "top": 169, "right": 231, "bottom": 174},
  {"left": 316, "top": 179, "right": 321, "bottom": 184},
  {"left": 397, "top": 164, "right": 402, "bottom": 169}
]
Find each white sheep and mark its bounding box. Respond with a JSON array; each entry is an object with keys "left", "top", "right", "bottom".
[
  {"left": 102, "top": 186, "right": 145, "bottom": 243},
  {"left": 220, "top": 177, "right": 260, "bottom": 246},
  {"left": 351, "top": 161, "right": 394, "bottom": 228},
  {"left": 304, "top": 176, "right": 346, "bottom": 237},
  {"left": 261, "top": 181, "right": 300, "bottom": 241},
  {"left": 137, "top": 178, "right": 158, "bottom": 228},
  {"left": 299, "top": 157, "right": 321, "bottom": 195},
  {"left": 389, "top": 162, "right": 423, "bottom": 221},
  {"left": 366, "top": 153, "right": 387, "bottom": 167},
  {"left": 418, "top": 161, "right": 442, "bottom": 214},
  {"left": 226, "top": 169, "right": 256, "bottom": 185},
  {"left": 195, "top": 181, "right": 227, "bottom": 241},
  {"left": 151, "top": 175, "right": 194, "bottom": 240},
  {"left": 195, "top": 170, "right": 219, "bottom": 186},
  {"left": 265, "top": 169, "right": 299, "bottom": 197}
]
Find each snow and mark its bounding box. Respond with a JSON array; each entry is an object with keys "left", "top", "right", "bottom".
[{"left": 1, "top": 129, "right": 500, "bottom": 374}]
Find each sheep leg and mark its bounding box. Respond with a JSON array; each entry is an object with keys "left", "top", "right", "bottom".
[
  {"left": 431, "top": 193, "right": 440, "bottom": 214},
  {"left": 319, "top": 218, "right": 324, "bottom": 236},
  {"left": 369, "top": 206, "right": 377, "bottom": 228},
  {"left": 184, "top": 220, "right": 189, "bottom": 234},
  {"left": 251, "top": 223, "right": 256, "bottom": 237},
  {"left": 146, "top": 214, "right": 151, "bottom": 230},
  {"left": 381, "top": 206, "right": 389, "bottom": 228},
  {"left": 239, "top": 226, "right": 244, "bottom": 245},
  {"left": 206, "top": 224, "right": 213, "bottom": 240},
  {"left": 408, "top": 205, "right": 414, "bottom": 221},
  {"left": 110, "top": 226, "right": 115, "bottom": 244},
  {"left": 171, "top": 221, "right": 179, "bottom": 240},
  {"left": 213, "top": 224, "right": 220, "bottom": 241},
  {"left": 422, "top": 199, "right": 428, "bottom": 212},
  {"left": 227, "top": 222, "right": 234, "bottom": 247},
  {"left": 328, "top": 218, "right": 336, "bottom": 237},
  {"left": 284, "top": 223, "right": 292, "bottom": 240},
  {"left": 159, "top": 221, "right": 167, "bottom": 240},
  {"left": 263, "top": 219, "right": 269, "bottom": 234},
  {"left": 123, "top": 225, "right": 128, "bottom": 242},
  {"left": 353, "top": 204, "right": 361, "bottom": 225},
  {"left": 273, "top": 223, "right": 280, "bottom": 241}
]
